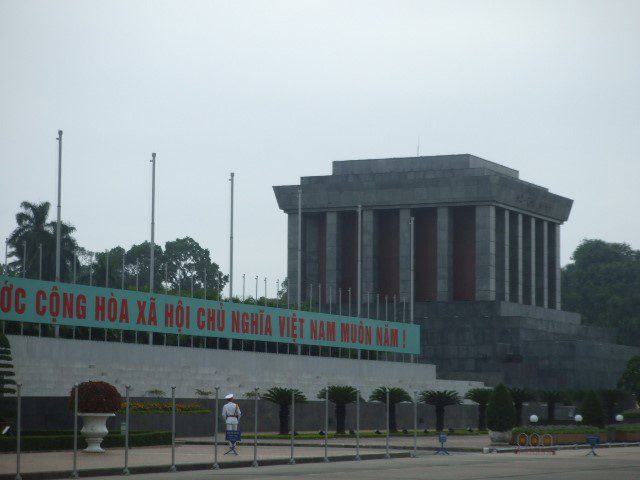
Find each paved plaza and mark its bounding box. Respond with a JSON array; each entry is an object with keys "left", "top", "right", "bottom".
[
  {"left": 54, "top": 446, "right": 640, "bottom": 480},
  {"left": 3, "top": 435, "right": 640, "bottom": 480}
]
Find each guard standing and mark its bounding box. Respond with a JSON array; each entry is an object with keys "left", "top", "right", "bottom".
[{"left": 222, "top": 393, "right": 242, "bottom": 454}]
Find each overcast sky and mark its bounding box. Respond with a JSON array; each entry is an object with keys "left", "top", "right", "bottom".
[{"left": 1, "top": 0, "right": 639, "bottom": 290}]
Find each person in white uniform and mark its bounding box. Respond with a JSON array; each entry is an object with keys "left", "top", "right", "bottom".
[{"left": 222, "top": 393, "right": 242, "bottom": 450}]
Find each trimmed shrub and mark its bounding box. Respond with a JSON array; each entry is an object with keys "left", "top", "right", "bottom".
[
  {"left": 0, "top": 431, "right": 171, "bottom": 452},
  {"left": 486, "top": 384, "right": 517, "bottom": 432},
  {"left": 581, "top": 390, "right": 605, "bottom": 428},
  {"left": 69, "top": 381, "right": 122, "bottom": 413}
]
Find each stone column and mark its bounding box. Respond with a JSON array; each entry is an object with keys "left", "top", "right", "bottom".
[
  {"left": 503, "top": 210, "right": 510, "bottom": 302},
  {"left": 362, "top": 209, "right": 376, "bottom": 299},
  {"left": 541, "top": 221, "right": 549, "bottom": 308},
  {"left": 555, "top": 223, "right": 561, "bottom": 310},
  {"left": 529, "top": 217, "right": 536, "bottom": 306},
  {"left": 305, "top": 215, "right": 319, "bottom": 293},
  {"left": 287, "top": 212, "right": 300, "bottom": 305},
  {"left": 511, "top": 213, "right": 523, "bottom": 304},
  {"left": 436, "top": 207, "right": 452, "bottom": 301},
  {"left": 398, "top": 208, "right": 412, "bottom": 300},
  {"left": 325, "top": 211, "right": 340, "bottom": 307},
  {"left": 475, "top": 205, "right": 496, "bottom": 301}
]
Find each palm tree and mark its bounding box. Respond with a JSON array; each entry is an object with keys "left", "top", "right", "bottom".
[
  {"left": 369, "top": 387, "right": 412, "bottom": 432},
  {"left": 262, "top": 387, "right": 307, "bottom": 434},
  {"left": 465, "top": 388, "right": 492, "bottom": 430},
  {"left": 599, "top": 389, "right": 626, "bottom": 424},
  {"left": 420, "top": 390, "right": 461, "bottom": 432},
  {"left": 509, "top": 388, "right": 536, "bottom": 426},
  {"left": 317, "top": 385, "right": 359, "bottom": 434},
  {"left": 7, "top": 201, "right": 77, "bottom": 280},
  {"left": 538, "top": 390, "right": 565, "bottom": 424}
]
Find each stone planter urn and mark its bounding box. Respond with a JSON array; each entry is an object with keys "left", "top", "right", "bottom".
[
  {"left": 80, "top": 413, "right": 115, "bottom": 452},
  {"left": 489, "top": 430, "right": 512, "bottom": 444}
]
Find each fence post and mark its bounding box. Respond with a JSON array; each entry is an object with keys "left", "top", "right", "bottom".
[
  {"left": 412, "top": 391, "right": 417, "bottom": 458},
  {"left": 169, "top": 385, "right": 177, "bottom": 472},
  {"left": 324, "top": 385, "right": 330, "bottom": 462},
  {"left": 252, "top": 387, "right": 259, "bottom": 467},
  {"left": 71, "top": 383, "right": 78, "bottom": 478},
  {"left": 123, "top": 385, "right": 131, "bottom": 475},
  {"left": 15, "top": 383, "right": 22, "bottom": 480},
  {"left": 385, "top": 388, "right": 390, "bottom": 459},
  {"left": 355, "top": 388, "right": 361, "bottom": 461},
  {"left": 213, "top": 386, "right": 219, "bottom": 469},
  {"left": 289, "top": 389, "right": 295, "bottom": 465}
]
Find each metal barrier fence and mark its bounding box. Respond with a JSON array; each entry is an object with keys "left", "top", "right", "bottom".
[{"left": 7, "top": 383, "right": 432, "bottom": 478}]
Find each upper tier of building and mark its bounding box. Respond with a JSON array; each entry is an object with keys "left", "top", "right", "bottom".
[{"left": 273, "top": 154, "right": 573, "bottom": 222}]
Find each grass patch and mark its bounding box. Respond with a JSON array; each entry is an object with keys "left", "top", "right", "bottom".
[{"left": 245, "top": 429, "right": 487, "bottom": 440}]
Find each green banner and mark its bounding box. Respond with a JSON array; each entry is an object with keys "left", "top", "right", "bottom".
[{"left": 0, "top": 275, "right": 420, "bottom": 354}]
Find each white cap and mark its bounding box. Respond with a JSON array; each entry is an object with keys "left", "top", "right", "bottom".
[{"left": 225, "top": 393, "right": 234, "bottom": 399}]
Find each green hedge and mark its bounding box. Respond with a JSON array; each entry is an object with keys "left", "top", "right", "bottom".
[
  {"left": 513, "top": 425, "right": 640, "bottom": 435},
  {"left": 0, "top": 431, "right": 171, "bottom": 452}
]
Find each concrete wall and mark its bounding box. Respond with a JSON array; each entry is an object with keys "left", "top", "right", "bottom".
[{"left": 9, "top": 335, "right": 483, "bottom": 399}]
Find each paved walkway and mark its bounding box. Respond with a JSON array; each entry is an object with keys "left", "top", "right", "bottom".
[
  {"left": 55, "top": 446, "right": 640, "bottom": 480},
  {"left": 0, "top": 444, "right": 400, "bottom": 479},
  {"left": 179, "top": 433, "right": 490, "bottom": 451}
]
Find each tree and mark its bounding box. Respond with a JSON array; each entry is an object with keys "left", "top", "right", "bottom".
[
  {"left": 465, "top": 388, "right": 492, "bottom": 430},
  {"left": 0, "top": 332, "right": 17, "bottom": 421},
  {"left": 618, "top": 355, "right": 640, "bottom": 402},
  {"left": 124, "top": 242, "right": 165, "bottom": 291},
  {"left": 538, "top": 390, "right": 565, "bottom": 424},
  {"left": 581, "top": 391, "right": 605, "bottom": 428},
  {"left": 509, "top": 388, "right": 536, "bottom": 426},
  {"left": 599, "top": 389, "right": 626, "bottom": 424},
  {"left": 486, "top": 384, "right": 517, "bottom": 432},
  {"left": 262, "top": 387, "right": 307, "bottom": 434},
  {"left": 369, "top": 387, "right": 412, "bottom": 432},
  {"left": 562, "top": 239, "right": 640, "bottom": 345},
  {"left": 164, "top": 237, "right": 227, "bottom": 295},
  {"left": 419, "top": 390, "right": 461, "bottom": 432},
  {"left": 317, "top": 385, "right": 358, "bottom": 434},
  {"left": 7, "top": 201, "right": 77, "bottom": 281}
]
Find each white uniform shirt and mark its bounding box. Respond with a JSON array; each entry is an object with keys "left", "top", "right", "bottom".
[{"left": 222, "top": 401, "right": 241, "bottom": 424}]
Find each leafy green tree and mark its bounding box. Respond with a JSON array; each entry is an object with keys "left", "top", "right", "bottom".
[
  {"left": 369, "top": 387, "right": 412, "bottom": 432},
  {"left": 7, "top": 201, "right": 77, "bottom": 281},
  {"left": 419, "top": 390, "right": 461, "bottom": 432},
  {"left": 581, "top": 390, "right": 605, "bottom": 428},
  {"left": 262, "top": 387, "right": 307, "bottom": 434},
  {"left": 599, "top": 389, "right": 626, "bottom": 424},
  {"left": 486, "top": 384, "right": 516, "bottom": 432},
  {"left": 465, "top": 388, "right": 492, "bottom": 430},
  {"left": 562, "top": 239, "right": 640, "bottom": 345},
  {"left": 0, "top": 332, "right": 16, "bottom": 421},
  {"left": 538, "top": 390, "right": 565, "bottom": 424},
  {"left": 618, "top": 355, "right": 640, "bottom": 402},
  {"left": 164, "top": 237, "right": 227, "bottom": 295},
  {"left": 509, "top": 388, "right": 536, "bottom": 426},
  {"left": 317, "top": 385, "right": 358, "bottom": 434},
  {"left": 124, "top": 242, "right": 165, "bottom": 290}
]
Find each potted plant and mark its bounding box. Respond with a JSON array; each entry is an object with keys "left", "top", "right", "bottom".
[
  {"left": 69, "top": 381, "right": 122, "bottom": 452},
  {"left": 486, "top": 384, "right": 516, "bottom": 443}
]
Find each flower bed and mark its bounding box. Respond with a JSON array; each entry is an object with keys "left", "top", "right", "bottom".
[
  {"left": 119, "top": 401, "right": 210, "bottom": 414},
  {"left": 511, "top": 425, "right": 640, "bottom": 445}
]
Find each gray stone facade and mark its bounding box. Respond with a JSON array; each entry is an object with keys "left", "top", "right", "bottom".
[{"left": 274, "top": 154, "right": 640, "bottom": 389}]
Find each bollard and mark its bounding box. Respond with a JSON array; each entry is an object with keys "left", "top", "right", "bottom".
[
  {"left": 385, "top": 388, "right": 390, "bottom": 459},
  {"left": 324, "top": 385, "right": 330, "bottom": 462},
  {"left": 252, "top": 387, "right": 259, "bottom": 467},
  {"left": 289, "top": 389, "right": 295, "bottom": 465},
  {"left": 15, "top": 383, "right": 22, "bottom": 480},
  {"left": 213, "top": 386, "right": 220, "bottom": 469},
  {"left": 169, "top": 385, "right": 177, "bottom": 472},
  {"left": 355, "top": 388, "right": 361, "bottom": 461},
  {"left": 123, "top": 385, "right": 131, "bottom": 475},
  {"left": 411, "top": 391, "right": 417, "bottom": 458}
]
